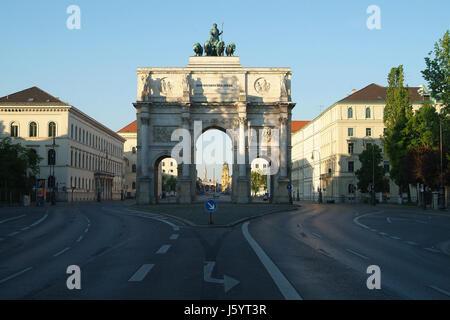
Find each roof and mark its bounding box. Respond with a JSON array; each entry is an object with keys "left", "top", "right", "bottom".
[
  {"left": 118, "top": 120, "right": 137, "bottom": 133},
  {"left": 291, "top": 121, "right": 310, "bottom": 133},
  {"left": 339, "top": 83, "right": 429, "bottom": 103},
  {"left": 0, "top": 86, "right": 67, "bottom": 105},
  {"left": 118, "top": 120, "right": 310, "bottom": 134}
]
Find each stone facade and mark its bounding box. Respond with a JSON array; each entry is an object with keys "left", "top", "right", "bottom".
[
  {"left": 0, "top": 87, "right": 125, "bottom": 202},
  {"left": 134, "top": 56, "right": 295, "bottom": 204}
]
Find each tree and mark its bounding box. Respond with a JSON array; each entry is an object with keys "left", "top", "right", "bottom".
[
  {"left": 162, "top": 174, "right": 177, "bottom": 193},
  {"left": 0, "top": 137, "right": 41, "bottom": 202},
  {"left": 422, "top": 30, "right": 450, "bottom": 114},
  {"left": 383, "top": 65, "right": 413, "bottom": 198},
  {"left": 251, "top": 170, "right": 267, "bottom": 196},
  {"left": 355, "top": 144, "right": 389, "bottom": 194},
  {"left": 405, "top": 102, "right": 440, "bottom": 148}
]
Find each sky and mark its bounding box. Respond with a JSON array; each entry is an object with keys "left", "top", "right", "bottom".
[{"left": 1, "top": 1, "right": 448, "bottom": 182}]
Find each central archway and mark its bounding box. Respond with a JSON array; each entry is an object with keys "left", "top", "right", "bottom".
[{"left": 195, "top": 126, "right": 233, "bottom": 202}]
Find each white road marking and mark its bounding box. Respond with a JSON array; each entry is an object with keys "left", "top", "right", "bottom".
[
  {"left": 84, "top": 228, "right": 89, "bottom": 233},
  {"left": 0, "top": 267, "right": 33, "bottom": 284},
  {"left": 353, "top": 211, "right": 383, "bottom": 230},
  {"left": 405, "top": 241, "right": 418, "bottom": 246},
  {"left": 76, "top": 235, "right": 84, "bottom": 242},
  {"left": 379, "top": 232, "right": 388, "bottom": 236},
  {"left": 30, "top": 213, "right": 48, "bottom": 227},
  {"left": 170, "top": 234, "right": 179, "bottom": 240},
  {"left": 125, "top": 209, "right": 181, "bottom": 231},
  {"left": 7, "top": 231, "right": 20, "bottom": 237},
  {"left": 242, "top": 222, "right": 302, "bottom": 300},
  {"left": 128, "top": 264, "right": 154, "bottom": 282},
  {"left": 415, "top": 220, "right": 427, "bottom": 224},
  {"left": 311, "top": 232, "right": 322, "bottom": 239},
  {"left": 53, "top": 247, "right": 70, "bottom": 257},
  {"left": 387, "top": 217, "right": 392, "bottom": 224},
  {"left": 0, "top": 214, "right": 26, "bottom": 224},
  {"left": 156, "top": 244, "right": 171, "bottom": 254},
  {"left": 424, "top": 247, "right": 440, "bottom": 253},
  {"left": 429, "top": 285, "right": 450, "bottom": 297},
  {"left": 390, "top": 236, "right": 401, "bottom": 240},
  {"left": 21, "top": 227, "right": 30, "bottom": 231},
  {"left": 204, "top": 261, "right": 240, "bottom": 293},
  {"left": 346, "top": 248, "right": 369, "bottom": 260},
  {"left": 297, "top": 223, "right": 302, "bottom": 228}
]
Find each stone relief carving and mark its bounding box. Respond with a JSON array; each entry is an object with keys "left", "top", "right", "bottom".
[
  {"left": 254, "top": 78, "right": 271, "bottom": 94},
  {"left": 160, "top": 78, "right": 173, "bottom": 96},
  {"left": 262, "top": 128, "right": 272, "bottom": 143},
  {"left": 280, "top": 74, "right": 288, "bottom": 98},
  {"left": 153, "top": 126, "right": 177, "bottom": 143},
  {"left": 182, "top": 74, "right": 190, "bottom": 92},
  {"left": 139, "top": 74, "right": 151, "bottom": 101}
]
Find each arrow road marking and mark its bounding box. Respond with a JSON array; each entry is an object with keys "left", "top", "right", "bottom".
[{"left": 203, "top": 261, "right": 239, "bottom": 293}]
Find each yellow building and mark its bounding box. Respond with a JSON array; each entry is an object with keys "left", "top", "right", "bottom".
[
  {"left": 291, "top": 83, "right": 431, "bottom": 203},
  {"left": 221, "top": 162, "right": 231, "bottom": 192}
]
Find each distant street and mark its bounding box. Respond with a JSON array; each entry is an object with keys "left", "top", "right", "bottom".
[{"left": 0, "top": 201, "right": 449, "bottom": 299}]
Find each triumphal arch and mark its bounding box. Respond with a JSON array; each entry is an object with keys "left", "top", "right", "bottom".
[{"left": 134, "top": 26, "right": 295, "bottom": 204}]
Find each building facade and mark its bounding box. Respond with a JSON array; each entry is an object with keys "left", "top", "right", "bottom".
[
  {"left": 0, "top": 87, "right": 125, "bottom": 202},
  {"left": 291, "top": 83, "right": 430, "bottom": 203},
  {"left": 118, "top": 120, "right": 177, "bottom": 199}
]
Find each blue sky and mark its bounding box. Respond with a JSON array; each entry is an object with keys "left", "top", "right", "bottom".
[{"left": 0, "top": 0, "right": 449, "bottom": 132}]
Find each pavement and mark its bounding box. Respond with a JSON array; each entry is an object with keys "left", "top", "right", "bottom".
[{"left": 0, "top": 201, "right": 449, "bottom": 299}]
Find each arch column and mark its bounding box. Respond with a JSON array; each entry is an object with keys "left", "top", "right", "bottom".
[
  {"left": 236, "top": 115, "right": 250, "bottom": 203},
  {"left": 135, "top": 103, "right": 152, "bottom": 205},
  {"left": 177, "top": 109, "right": 193, "bottom": 204}
]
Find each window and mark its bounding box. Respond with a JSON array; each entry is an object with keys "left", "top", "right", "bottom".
[
  {"left": 347, "top": 107, "right": 353, "bottom": 119},
  {"left": 71, "top": 150, "right": 73, "bottom": 166},
  {"left": 75, "top": 126, "right": 78, "bottom": 140},
  {"left": 348, "top": 161, "right": 354, "bottom": 172},
  {"left": 71, "top": 124, "right": 73, "bottom": 138},
  {"left": 163, "top": 170, "right": 166, "bottom": 173},
  {"left": 255, "top": 164, "right": 259, "bottom": 169},
  {"left": 132, "top": 164, "right": 136, "bottom": 173},
  {"left": 29, "top": 122, "right": 37, "bottom": 137},
  {"left": 48, "top": 122, "right": 56, "bottom": 137},
  {"left": 170, "top": 169, "right": 173, "bottom": 173},
  {"left": 348, "top": 128, "right": 354, "bottom": 137},
  {"left": 132, "top": 182, "right": 136, "bottom": 190},
  {"left": 263, "top": 164, "right": 267, "bottom": 168},
  {"left": 366, "top": 128, "right": 372, "bottom": 136},
  {"left": 132, "top": 147, "right": 136, "bottom": 154},
  {"left": 348, "top": 143, "right": 354, "bottom": 154},
  {"left": 365, "top": 107, "right": 371, "bottom": 119},
  {"left": 162, "top": 161, "right": 165, "bottom": 166},
  {"left": 10, "top": 122, "right": 19, "bottom": 137}
]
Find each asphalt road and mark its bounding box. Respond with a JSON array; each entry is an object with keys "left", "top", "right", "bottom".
[{"left": 0, "top": 201, "right": 449, "bottom": 299}]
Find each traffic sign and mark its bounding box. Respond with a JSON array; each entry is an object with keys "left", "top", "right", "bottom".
[
  {"left": 287, "top": 184, "right": 292, "bottom": 191},
  {"left": 205, "top": 200, "right": 217, "bottom": 213}
]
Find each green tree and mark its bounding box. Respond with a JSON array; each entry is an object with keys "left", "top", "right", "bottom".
[
  {"left": 0, "top": 137, "right": 41, "bottom": 202},
  {"left": 383, "top": 65, "right": 413, "bottom": 198},
  {"left": 355, "top": 144, "right": 389, "bottom": 194},
  {"left": 162, "top": 174, "right": 177, "bottom": 193},
  {"left": 422, "top": 30, "right": 450, "bottom": 114},
  {"left": 251, "top": 170, "right": 267, "bottom": 196},
  {"left": 405, "top": 102, "right": 440, "bottom": 148}
]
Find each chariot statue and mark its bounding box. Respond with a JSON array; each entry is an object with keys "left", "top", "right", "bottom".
[{"left": 193, "top": 23, "right": 236, "bottom": 57}]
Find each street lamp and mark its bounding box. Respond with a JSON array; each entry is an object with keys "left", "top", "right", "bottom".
[
  {"left": 311, "top": 150, "right": 322, "bottom": 203},
  {"left": 439, "top": 115, "right": 445, "bottom": 210}
]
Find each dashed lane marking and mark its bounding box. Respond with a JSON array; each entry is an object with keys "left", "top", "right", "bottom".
[
  {"left": 7, "top": 231, "right": 20, "bottom": 237},
  {"left": 311, "top": 232, "right": 322, "bottom": 239},
  {"left": 0, "top": 267, "right": 33, "bottom": 285},
  {"left": 429, "top": 285, "right": 450, "bottom": 297},
  {"left": 170, "top": 234, "right": 179, "bottom": 240},
  {"left": 30, "top": 213, "right": 48, "bottom": 227},
  {"left": 128, "top": 264, "right": 154, "bottom": 282},
  {"left": 53, "top": 247, "right": 71, "bottom": 257},
  {"left": 156, "top": 245, "right": 171, "bottom": 254},
  {"left": 424, "top": 247, "right": 440, "bottom": 253},
  {"left": 346, "top": 248, "right": 369, "bottom": 260},
  {"left": 0, "top": 215, "right": 26, "bottom": 224}
]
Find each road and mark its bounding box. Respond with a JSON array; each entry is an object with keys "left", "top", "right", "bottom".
[{"left": 0, "top": 201, "right": 449, "bottom": 299}]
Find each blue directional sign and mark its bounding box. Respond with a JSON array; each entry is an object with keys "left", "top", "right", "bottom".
[
  {"left": 287, "top": 184, "right": 292, "bottom": 191},
  {"left": 205, "top": 200, "right": 217, "bottom": 213}
]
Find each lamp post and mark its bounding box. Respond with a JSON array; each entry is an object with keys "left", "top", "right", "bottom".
[
  {"left": 439, "top": 116, "right": 445, "bottom": 209},
  {"left": 311, "top": 150, "right": 322, "bottom": 203},
  {"left": 362, "top": 138, "right": 376, "bottom": 206}
]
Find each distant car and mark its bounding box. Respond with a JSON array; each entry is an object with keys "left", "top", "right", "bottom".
[{"left": 263, "top": 193, "right": 269, "bottom": 201}]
